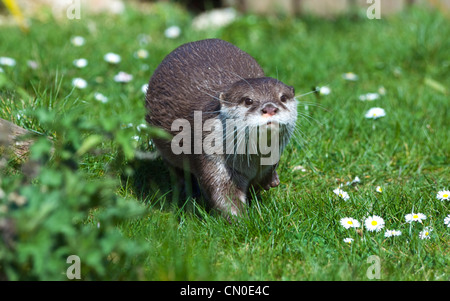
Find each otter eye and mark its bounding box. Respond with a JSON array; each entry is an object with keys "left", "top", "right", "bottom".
[
  {"left": 280, "top": 94, "right": 288, "bottom": 102},
  {"left": 243, "top": 97, "right": 253, "bottom": 106}
]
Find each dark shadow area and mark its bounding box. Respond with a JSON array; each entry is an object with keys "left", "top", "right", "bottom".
[{"left": 122, "top": 155, "right": 207, "bottom": 214}]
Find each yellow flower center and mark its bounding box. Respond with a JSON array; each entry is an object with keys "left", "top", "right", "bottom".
[
  {"left": 371, "top": 221, "right": 378, "bottom": 226},
  {"left": 347, "top": 221, "right": 353, "bottom": 225},
  {"left": 425, "top": 232, "right": 429, "bottom": 236},
  {"left": 413, "top": 215, "right": 418, "bottom": 219},
  {"left": 443, "top": 194, "right": 449, "bottom": 198}
]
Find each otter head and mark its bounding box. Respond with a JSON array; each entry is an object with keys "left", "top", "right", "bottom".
[
  {"left": 218, "top": 77, "right": 297, "bottom": 164},
  {"left": 219, "top": 77, "right": 297, "bottom": 135}
]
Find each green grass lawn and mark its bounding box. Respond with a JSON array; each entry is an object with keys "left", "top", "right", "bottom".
[{"left": 0, "top": 3, "right": 449, "bottom": 280}]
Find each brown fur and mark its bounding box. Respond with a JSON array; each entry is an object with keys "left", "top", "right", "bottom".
[{"left": 145, "top": 39, "right": 296, "bottom": 218}]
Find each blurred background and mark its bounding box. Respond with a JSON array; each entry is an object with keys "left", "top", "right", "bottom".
[{"left": 1, "top": 0, "right": 450, "bottom": 21}]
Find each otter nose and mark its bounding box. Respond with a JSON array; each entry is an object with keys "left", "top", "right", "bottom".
[{"left": 262, "top": 104, "right": 278, "bottom": 117}]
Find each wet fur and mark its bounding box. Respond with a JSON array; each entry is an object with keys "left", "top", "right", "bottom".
[{"left": 145, "top": 39, "right": 297, "bottom": 218}]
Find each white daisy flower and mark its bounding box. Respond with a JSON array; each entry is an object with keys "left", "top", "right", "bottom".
[
  {"left": 392, "top": 230, "right": 401, "bottom": 236},
  {"left": 134, "top": 49, "right": 149, "bottom": 59},
  {"left": 141, "top": 83, "right": 149, "bottom": 94},
  {"left": 121, "top": 123, "right": 134, "bottom": 129},
  {"left": 164, "top": 25, "right": 181, "bottom": 39},
  {"left": 351, "top": 176, "right": 361, "bottom": 184},
  {"left": 333, "top": 188, "right": 350, "bottom": 201},
  {"left": 436, "top": 190, "right": 450, "bottom": 201},
  {"left": 72, "top": 78, "right": 87, "bottom": 89},
  {"left": 364, "top": 215, "right": 385, "bottom": 232},
  {"left": 136, "top": 123, "right": 147, "bottom": 132},
  {"left": 0, "top": 56, "right": 16, "bottom": 67},
  {"left": 71, "top": 36, "right": 85, "bottom": 47},
  {"left": 365, "top": 107, "right": 386, "bottom": 119},
  {"left": 405, "top": 213, "right": 426, "bottom": 223},
  {"left": 319, "top": 86, "right": 331, "bottom": 96},
  {"left": 114, "top": 71, "right": 133, "bottom": 83},
  {"left": 384, "top": 229, "right": 401, "bottom": 238},
  {"left": 340, "top": 217, "right": 360, "bottom": 229},
  {"left": 27, "top": 60, "right": 39, "bottom": 69},
  {"left": 192, "top": 7, "right": 237, "bottom": 30},
  {"left": 444, "top": 215, "right": 450, "bottom": 227},
  {"left": 94, "top": 92, "right": 108, "bottom": 103},
  {"left": 342, "top": 72, "right": 359, "bottom": 81},
  {"left": 104, "top": 52, "right": 121, "bottom": 64},
  {"left": 419, "top": 227, "right": 432, "bottom": 240},
  {"left": 376, "top": 186, "right": 383, "bottom": 193},
  {"left": 343, "top": 238, "right": 354, "bottom": 244},
  {"left": 293, "top": 165, "right": 307, "bottom": 172},
  {"left": 359, "top": 93, "right": 380, "bottom": 102},
  {"left": 73, "top": 58, "right": 88, "bottom": 68}
]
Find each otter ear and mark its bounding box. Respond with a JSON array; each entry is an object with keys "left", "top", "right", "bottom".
[{"left": 289, "top": 86, "right": 295, "bottom": 96}]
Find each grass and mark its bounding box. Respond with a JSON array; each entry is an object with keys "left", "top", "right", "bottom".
[{"left": 0, "top": 2, "right": 449, "bottom": 280}]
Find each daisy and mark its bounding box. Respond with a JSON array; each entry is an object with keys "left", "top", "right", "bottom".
[
  {"left": 134, "top": 49, "right": 149, "bottom": 59},
  {"left": 72, "top": 78, "right": 87, "bottom": 89},
  {"left": 73, "top": 58, "right": 88, "bottom": 68},
  {"left": 359, "top": 93, "right": 380, "bottom": 101},
  {"left": 94, "top": 92, "right": 108, "bottom": 103},
  {"left": 0, "top": 56, "right": 16, "bottom": 67},
  {"left": 343, "top": 238, "right": 354, "bottom": 244},
  {"left": 342, "top": 72, "right": 359, "bottom": 81},
  {"left": 384, "top": 229, "right": 401, "bottom": 238},
  {"left": 419, "top": 227, "right": 432, "bottom": 240},
  {"left": 436, "top": 190, "right": 450, "bottom": 201},
  {"left": 104, "top": 52, "right": 121, "bottom": 64},
  {"left": 27, "top": 60, "right": 39, "bottom": 69},
  {"left": 70, "top": 36, "right": 85, "bottom": 47},
  {"left": 164, "top": 25, "right": 181, "bottom": 39},
  {"left": 136, "top": 123, "right": 147, "bottom": 132},
  {"left": 293, "top": 165, "right": 306, "bottom": 172},
  {"left": 340, "top": 217, "right": 360, "bottom": 229},
  {"left": 365, "top": 107, "right": 386, "bottom": 119},
  {"left": 376, "top": 186, "right": 383, "bottom": 193},
  {"left": 444, "top": 215, "right": 450, "bottom": 227},
  {"left": 192, "top": 7, "right": 237, "bottom": 30},
  {"left": 351, "top": 176, "right": 361, "bottom": 184},
  {"left": 319, "top": 86, "right": 331, "bottom": 96},
  {"left": 405, "top": 212, "right": 426, "bottom": 223},
  {"left": 364, "top": 215, "right": 385, "bottom": 232},
  {"left": 141, "top": 83, "right": 149, "bottom": 94},
  {"left": 114, "top": 71, "right": 133, "bottom": 83},
  {"left": 333, "top": 188, "right": 350, "bottom": 201}
]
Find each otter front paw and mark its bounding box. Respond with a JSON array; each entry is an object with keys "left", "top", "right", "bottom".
[{"left": 263, "top": 170, "right": 280, "bottom": 190}]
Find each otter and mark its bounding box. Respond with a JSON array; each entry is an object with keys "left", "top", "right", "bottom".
[{"left": 145, "top": 39, "right": 297, "bottom": 218}]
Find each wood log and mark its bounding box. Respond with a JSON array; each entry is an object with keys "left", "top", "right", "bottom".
[{"left": 0, "top": 117, "right": 35, "bottom": 160}]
